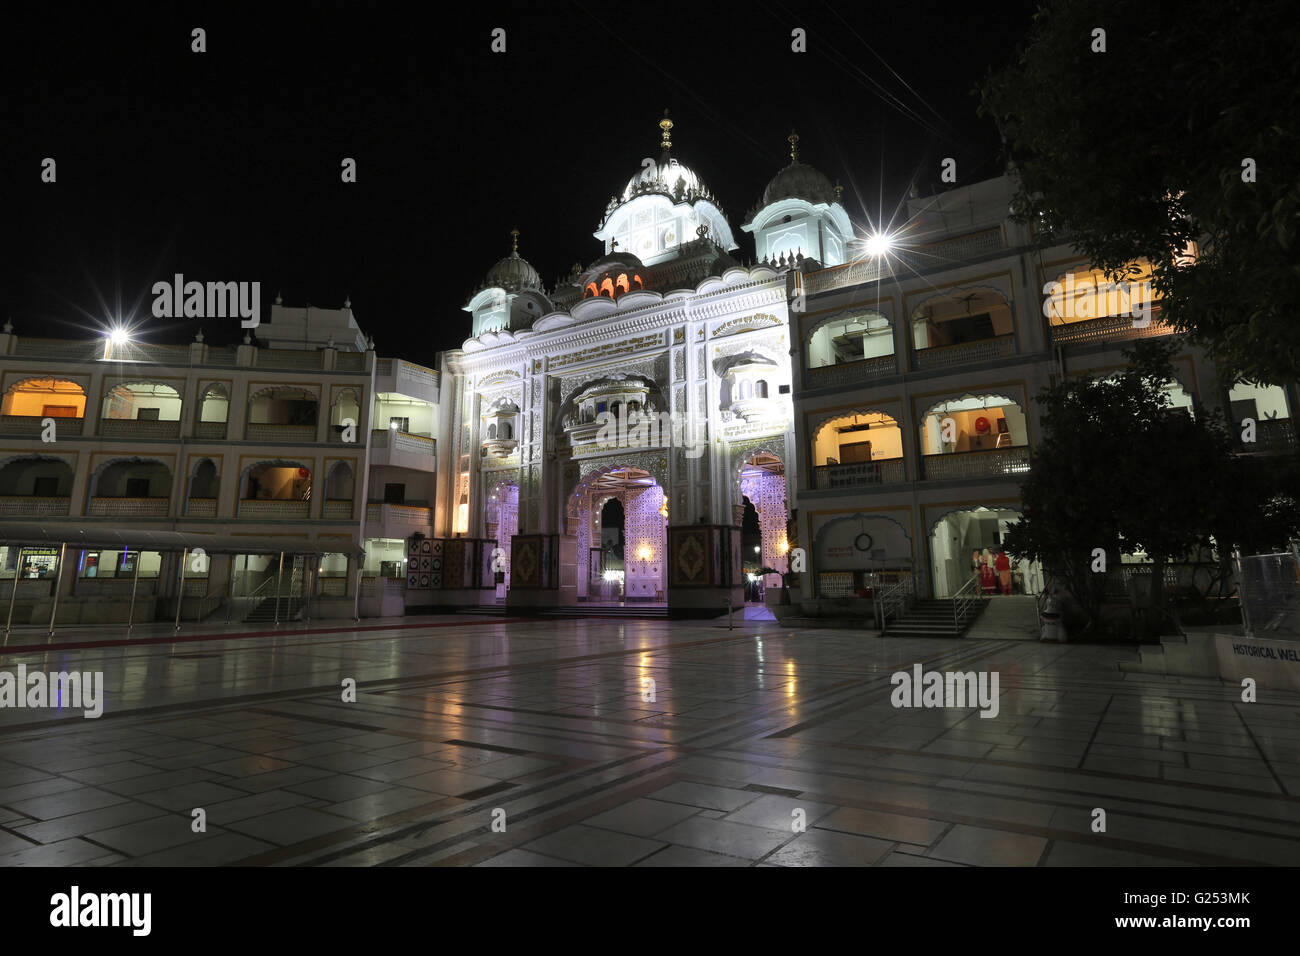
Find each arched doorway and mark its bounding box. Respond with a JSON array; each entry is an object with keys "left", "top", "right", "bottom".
[
  {"left": 930, "top": 506, "right": 1043, "bottom": 598},
  {"left": 568, "top": 466, "right": 666, "bottom": 604},
  {"left": 736, "top": 451, "right": 789, "bottom": 591},
  {"left": 486, "top": 482, "right": 519, "bottom": 599}
]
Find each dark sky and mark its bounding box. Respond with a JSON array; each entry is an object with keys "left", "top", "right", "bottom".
[{"left": 4, "top": 1, "right": 1037, "bottom": 367}]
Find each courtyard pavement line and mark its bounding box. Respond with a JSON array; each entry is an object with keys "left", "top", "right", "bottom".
[
  {"left": 0, "top": 616, "right": 537, "bottom": 656},
  {"left": 259, "top": 641, "right": 991, "bottom": 866}
]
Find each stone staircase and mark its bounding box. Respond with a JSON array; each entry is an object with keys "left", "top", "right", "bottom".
[
  {"left": 1116, "top": 629, "right": 1226, "bottom": 677},
  {"left": 963, "top": 595, "right": 1041, "bottom": 640},
  {"left": 244, "top": 596, "right": 303, "bottom": 624},
  {"left": 885, "top": 598, "right": 986, "bottom": 638}
]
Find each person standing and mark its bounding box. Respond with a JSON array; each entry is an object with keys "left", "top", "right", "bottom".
[{"left": 995, "top": 549, "right": 1013, "bottom": 595}]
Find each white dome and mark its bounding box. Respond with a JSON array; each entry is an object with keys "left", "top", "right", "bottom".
[{"left": 483, "top": 251, "right": 541, "bottom": 293}]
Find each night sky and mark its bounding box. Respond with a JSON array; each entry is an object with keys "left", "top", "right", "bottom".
[{"left": 4, "top": 1, "right": 1037, "bottom": 366}]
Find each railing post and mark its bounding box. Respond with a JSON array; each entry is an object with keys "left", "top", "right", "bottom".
[
  {"left": 47, "top": 542, "right": 67, "bottom": 638},
  {"left": 352, "top": 564, "right": 362, "bottom": 622},
  {"left": 5, "top": 547, "right": 25, "bottom": 637},
  {"left": 127, "top": 548, "right": 141, "bottom": 633},
  {"left": 174, "top": 548, "right": 188, "bottom": 633},
  {"left": 273, "top": 551, "right": 285, "bottom": 626}
]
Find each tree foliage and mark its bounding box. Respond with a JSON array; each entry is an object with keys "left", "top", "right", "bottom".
[
  {"left": 980, "top": 0, "right": 1300, "bottom": 384},
  {"left": 1005, "top": 339, "right": 1238, "bottom": 632}
]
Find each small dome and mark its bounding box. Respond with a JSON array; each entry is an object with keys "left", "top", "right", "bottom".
[
  {"left": 762, "top": 161, "right": 837, "bottom": 207},
  {"left": 484, "top": 250, "right": 541, "bottom": 293}
]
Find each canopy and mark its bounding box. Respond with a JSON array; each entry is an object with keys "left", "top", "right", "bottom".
[{"left": 0, "top": 522, "right": 364, "bottom": 558}]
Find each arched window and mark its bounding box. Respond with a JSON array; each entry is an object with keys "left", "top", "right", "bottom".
[
  {"left": 755, "top": 380, "right": 769, "bottom": 399},
  {"left": 487, "top": 423, "right": 497, "bottom": 440},
  {"left": 501, "top": 421, "right": 513, "bottom": 440},
  {"left": 739, "top": 381, "right": 753, "bottom": 400},
  {"left": 600, "top": 277, "right": 615, "bottom": 298}
]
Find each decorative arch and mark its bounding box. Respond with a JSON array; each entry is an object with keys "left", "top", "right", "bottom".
[
  {"left": 248, "top": 384, "right": 319, "bottom": 402},
  {"left": 909, "top": 283, "right": 1012, "bottom": 319},
  {"left": 186, "top": 458, "right": 220, "bottom": 509},
  {"left": 0, "top": 454, "right": 76, "bottom": 498},
  {"left": 727, "top": 438, "right": 787, "bottom": 506},
  {"left": 89, "top": 455, "right": 171, "bottom": 484},
  {"left": 88, "top": 456, "right": 173, "bottom": 501},
  {"left": 813, "top": 512, "right": 913, "bottom": 552},
  {"left": 567, "top": 461, "right": 669, "bottom": 519},
  {"left": 1, "top": 376, "right": 89, "bottom": 418},
  {"left": 0, "top": 451, "right": 77, "bottom": 474},
  {"left": 100, "top": 380, "right": 183, "bottom": 421},
  {"left": 237, "top": 458, "right": 312, "bottom": 508},
  {"left": 811, "top": 512, "right": 916, "bottom": 597},
  {"left": 803, "top": 307, "right": 893, "bottom": 346},
  {"left": 810, "top": 408, "right": 901, "bottom": 445}
]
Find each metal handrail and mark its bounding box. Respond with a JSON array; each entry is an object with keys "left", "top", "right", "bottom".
[
  {"left": 951, "top": 573, "right": 985, "bottom": 632},
  {"left": 875, "top": 575, "right": 915, "bottom": 634}
]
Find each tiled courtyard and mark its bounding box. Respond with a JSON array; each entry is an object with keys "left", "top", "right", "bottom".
[{"left": 1, "top": 617, "right": 1298, "bottom": 867}]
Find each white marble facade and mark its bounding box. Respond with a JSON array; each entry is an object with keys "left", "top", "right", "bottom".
[{"left": 436, "top": 119, "right": 846, "bottom": 600}]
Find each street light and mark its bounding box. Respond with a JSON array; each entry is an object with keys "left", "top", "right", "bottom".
[{"left": 863, "top": 232, "right": 892, "bottom": 257}]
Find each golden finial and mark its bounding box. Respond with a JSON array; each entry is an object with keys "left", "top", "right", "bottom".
[
  {"left": 834, "top": 180, "right": 843, "bottom": 201},
  {"left": 510, "top": 227, "right": 519, "bottom": 254},
  {"left": 788, "top": 130, "right": 800, "bottom": 162},
  {"left": 660, "top": 109, "right": 673, "bottom": 152},
  {"left": 610, "top": 238, "right": 619, "bottom": 252}
]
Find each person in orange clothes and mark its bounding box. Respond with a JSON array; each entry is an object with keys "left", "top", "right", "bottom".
[{"left": 995, "top": 548, "right": 1013, "bottom": 595}]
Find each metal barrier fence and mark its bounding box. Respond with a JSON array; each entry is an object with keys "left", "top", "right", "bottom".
[{"left": 1235, "top": 545, "right": 1300, "bottom": 640}]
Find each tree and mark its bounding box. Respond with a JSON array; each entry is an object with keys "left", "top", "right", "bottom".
[
  {"left": 980, "top": 0, "right": 1300, "bottom": 385},
  {"left": 1005, "top": 339, "right": 1234, "bottom": 636}
]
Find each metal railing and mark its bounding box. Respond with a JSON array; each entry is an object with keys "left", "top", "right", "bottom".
[
  {"left": 951, "top": 573, "right": 986, "bottom": 632},
  {"left": 233, "top": 575, "right": 277, "bottom": 622},
  {"left": 803, "top": 353, "right": 897, "bottom": 389},
  {"left": 1235, "top": 546, "right": 1300, "bottom": 640},
  {"left": 875, "top": 575, "right": 916, "bottom": 633},
  {"left": 813, "top": 458, "right": 905, "bottom": 490},
  {"left": 912, "top": 334, "right": 1015, "bottom": 371},
  {"left": 922, "top": 445, "right": 1031, "bottom": 480},
  {"left": 1047, "top": 313, "right": 1175, "bottom": 347}
]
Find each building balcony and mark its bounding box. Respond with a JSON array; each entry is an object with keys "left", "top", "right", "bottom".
[
  {"left": 186, "top": 497, "right": 217, "bottom": 518},
  {"left": 245, "top": 423, "right": 317, "bottom": 443},
  {"left": 365, "top": 501, "right": 433, "bottom": 538},
  {"left": 1047, "top": 313, "right": 1175, "bottom": 347},
  {"left": 480, "top": 438, "right": 518, "bottom": 459},
  {"left": 87, "top": 497, "right": 170, "bottom": 517},
  {"left": 98, "top": 418, "right": 182, "bottom": 439},
  {"left": 370, "top": 429, "right": 437, "bottom": 470},
  {"left": 254, "top": 348, "right": 326, "bottom": 371},
  {"left": 0, "top": 415, "right": 84, "bottom": 437},
  {"left": 322, "top": 500, "right": 353, "bottom": 520},
  {"left": 922, "top": 445, "right": 1031, "bottom": 480},
  {"left": 237, "top": 499, "right": 311, "bottom": 519},
  {"left": 0, "top": 495, "right": 71, "bottom": 516},
  {"left": 813, "top": 458, "right": 906, "bottom": 490},
  {"left": 194, "top": 420, "right": 227, "bottom": 440},
  {"left": 912, "top": 334, "right": 1015, "bottom": 372},
  {"left": 375, "top": 358, "right": 440, "bottom": 403},
  {"left": 803, "top": 354, "right": 897, "bottom": 389}
]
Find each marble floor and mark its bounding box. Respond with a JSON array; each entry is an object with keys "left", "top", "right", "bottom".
[{"left": 0, "top": 617, "right": 1297, "bottom": 867}]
